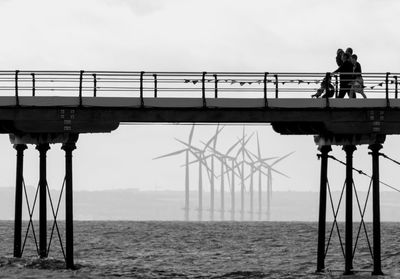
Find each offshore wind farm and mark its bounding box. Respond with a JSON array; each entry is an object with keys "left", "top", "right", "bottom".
[
  {"left": 154, "top": 125, "right": 293, "bottom": 222},
  {"left": 3, "top": 0, "right": 400, "bottom": 277}
]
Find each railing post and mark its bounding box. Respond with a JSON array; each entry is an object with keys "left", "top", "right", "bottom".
[
  {"left": 274, "top": 74, "right": 278, "bottom": 98},
  {"left": 264, "top": 72, "right": 269, "bottom": 108},
  {"left": 140, "top": 71, "right": 144, "bottom": 108},
  {"left": 15, "top": 70, "right": 20, "bottom": 106},
  {"left": 325, "top": 72, "right": 330, "bottom": 108},
  {"left": 153, "top": 74, "right": 157, "bottom": 98},
  {"left": 395, "top": 76, "right": 398, "bottom": 99},
  {"left": 334, "top": 75, "right": 338, "bottom": 98},
  {"left": 92, "top": 74, "right": 97, "bottom": 97},
  {"left": 31, "top": 73, "right": 36, "bottom": 97},
  {"left": 79, "top": 70, "right": 84, "bottom": 107},
  {"left": 202, "top": 71, "right": 207, "bottom": 108},
  {"left": 213, "top": 74, "right": 218, "bottom": 98},
  {"left": 386, "top": 72, "right": 390, "bottom": 108}
]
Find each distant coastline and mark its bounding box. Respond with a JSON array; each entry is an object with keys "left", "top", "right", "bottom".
[{"left": 0, "top": 187, "right": 399, "bottom": 221}]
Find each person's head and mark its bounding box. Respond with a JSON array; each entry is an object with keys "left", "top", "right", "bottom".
[
  {"left": 345, "top": 47, "right": 353, "bottom": 55},
  {"left": 351, "top": 54, "right": 358, "bottom": 64},
  {"left": 342, "top": 53, "right": 350, "bottom": 62},
  {"left": 337, "top": 48, "right": 344, "bottom": 55}
]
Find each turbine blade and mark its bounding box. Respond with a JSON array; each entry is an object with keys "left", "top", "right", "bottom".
[
  {"left": 271, "top": 168, "right": 290, "bottom": 178},
  {"left": 153, "top": 148, "right": 187, "bottom": 160},
  {"left": 213, "top": 125, "right": 225, "bottom": 148},
  {"left": 175, "top": 138, "right": 202, "bottom": 152},
  {"left": 271, "top": 151, "right": 295, "bottom": 166},
  {"left": 226, "top": 138, "right": 242, "bottom": 155},
  {"left": 188, "top": 124, "right": 195, "bottom": 144},
  {"left": 256, "top": 132, "right": 261, "bottom": 158},
  {"left": 203, "top": 125, "right": 225, "bottom": 151},
  {"left": 243, "top": 132, "right": 255, "bottom": 147},
  {"left": 261, "top": 156, "right": 279, "bottom": 162},
  {"left": 243, "top": 149, "right": 255, "bottom": 163},
  {"left": 247, "top": 150, "right": 259, "bottom": 161},
  {"left": 184, "top": 157, "right": 201, "bottom": 167}
]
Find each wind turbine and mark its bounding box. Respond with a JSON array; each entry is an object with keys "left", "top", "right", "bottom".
[
  {"left": 249, "top": 135, "right": 294, "bottom": 221},
  {"left": 177, "top": 130, "right": 221, "bottom": 221},
  {"left": 263, "top": 152, "right": 294, "bottom": 221},
  {"left": 206, "top": 137, "right": 242, "bottom": 221},
  {"left": 153, "top": 125, "right": 195, "bottom": 221},
  {"left": 234, "top": 128, "right": 254, "bottom": 221},
  {"left": 243, "top": 151, "right": 276, "bottom": 221},
  {"left": 207, "top": 125, "right": 224, "bottom": 221}
]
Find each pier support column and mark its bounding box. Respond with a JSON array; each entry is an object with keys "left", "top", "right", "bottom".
[
  {"left": 369, "top": 143, "right": 384, "bottom": 276},
  {"left": 13, "top": 144, "right": 27, "bottom": 258},
  {"left": 343, "top": 145, "right": 356, "bottom": 275},
  {"left": 36, "top": 143, "right": 50, "bottom": 258},
  {"left": 62, "top": 142, "right": 76, "bottom": 269},
  {"left": 316, "top": 145, "right": 331, "bottom": 272}
]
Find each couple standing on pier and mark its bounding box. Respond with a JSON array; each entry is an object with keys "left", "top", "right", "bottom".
[{"left": 312, "top": 47, "right": 366, "bottom": 99}]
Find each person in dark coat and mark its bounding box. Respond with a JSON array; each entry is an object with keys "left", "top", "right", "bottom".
[
  {"left": 334, "top": 53, "right": 354, "bottom": 98},
  {"left": 350, "top": 54, "right": 366, "bottom": 98},
  {"left": 336, "top": 48, "right": 344, "bottom": 67}
]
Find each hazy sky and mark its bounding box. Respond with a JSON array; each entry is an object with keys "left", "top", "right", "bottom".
[{"left": 0, "top": 0, "right": 399, "bottom": 194}]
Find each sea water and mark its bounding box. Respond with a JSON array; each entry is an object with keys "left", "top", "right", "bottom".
[{"left": 0, "top": 221, "right": 397, "bottom": 278}]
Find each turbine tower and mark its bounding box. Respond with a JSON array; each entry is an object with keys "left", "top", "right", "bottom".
[
  {"left": 263, "top": 152, "right": 294, "bottom": 221},
  {"left": 234, "top": 129, "right": 254, "bottom": 221},
  {"left": 207, "top": 125, "right": 224, "bottom": 221}
]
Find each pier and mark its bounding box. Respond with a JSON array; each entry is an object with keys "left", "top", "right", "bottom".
[{"left": 3, "top": 70, "right": 400, "bottom": 274}]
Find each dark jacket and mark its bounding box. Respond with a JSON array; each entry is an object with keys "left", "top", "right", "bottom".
[
  {"left": 336, "top": 54, "right": 343, "bottom": 67},
  {"left": 335, "top": 60, "right": 353, "bottom": 84},
  {"left": 353, "top": 62, "right": 362, "bottom": 78}
]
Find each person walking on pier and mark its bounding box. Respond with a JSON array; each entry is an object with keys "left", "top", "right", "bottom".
[
  {"left": 350, "top": 54, "right": 366, "bottom": 98},
  {"left": 311, "top": 75, "right": 334, "bottom": 98},
  {"left": 335, "top": 52, "right": 354, "bottom": 98},
  {"left": 336, "top": 48, "right": 344, "bottom": 67}
]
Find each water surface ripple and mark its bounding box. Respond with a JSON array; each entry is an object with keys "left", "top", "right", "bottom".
[{"left": 0, "top": 221, "right": 398, "bottom": 278}]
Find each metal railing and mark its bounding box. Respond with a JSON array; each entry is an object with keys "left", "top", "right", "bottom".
[{"left": 0, "top": 71, "right": 398, "bottom": 106}]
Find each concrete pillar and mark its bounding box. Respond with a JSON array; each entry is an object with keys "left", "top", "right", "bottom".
[
  {"left": 369, "top": 143, "right": 384, "bottom": 276},
  {"left": 13, "top": 144, "right": 27, "bottom": 258},
  {"left": 316, "top": 145, "right": 331, "bottom": 272},
  {"left": 36, "top": 143, "right": 50, "bottom": 258},
  {"left": 343, "top": 145, "right": 356, "bottom": 275}
]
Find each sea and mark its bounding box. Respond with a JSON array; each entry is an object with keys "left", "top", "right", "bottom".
[{"left": 0, "top": 221, "right": 398, "bottom": 278}]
